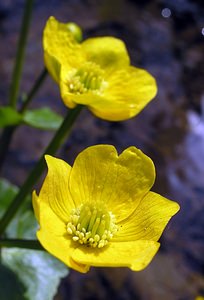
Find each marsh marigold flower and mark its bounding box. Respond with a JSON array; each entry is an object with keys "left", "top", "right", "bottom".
[
  {"left": 43, "top": 17, "right": 157, "bottom": 121},
  {"left": 33, "top": 145, "right": 179, "bottom": 273}
]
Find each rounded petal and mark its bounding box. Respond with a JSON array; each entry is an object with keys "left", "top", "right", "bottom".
[
  {"left": 43, "top": 16, "right": 84, "bottom": 82},
  {"left": 39, "top": 155, "right": 75, "bottom": 222},
  {"left": 114, "top": 191, "right": 180, "bottom": 242},
  {"left": 81, "top": 37, "right": 130, "bottom": 70},
  {"left": 33, "top": 192, "right": 67, "bottom": 236},
  {"left": 69, "top": 145, "right": 155, "bottom": 222},
  {"left": 33, "top": 186, "right": 89, "bottom": 273},
  {"left": 89, "top": 66, "right": 157, "bottom": 121},
  {"left": 72, "top": 240, "right": 160, "bottom": 271},
  {"left": 37, "top": 206, "right": 88, "bottom": 273},
  {"left": 37, "top": 229, "right": 89, "bottom": 273}
]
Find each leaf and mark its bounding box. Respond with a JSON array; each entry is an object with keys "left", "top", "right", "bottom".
[
  {"left": 2, "top": 249, "right": 68, "bottom": 300},
  {"left": 23, "top": 107, "right": 63, "bottom": 130},
  {"left": 0, "top": 179, "right": 69, "bottom": 300},
  {"left": 0, "top": 178, "right": 36, "bottom": 238},
  {"left": 0, "top": 178, "right": 18, "bottom": 218},
  {"left": 0, "top": 106, "right": 22, "bottom": 127},
  {"left": 0, "top": 263, "right": 26, "bottom": 300}
]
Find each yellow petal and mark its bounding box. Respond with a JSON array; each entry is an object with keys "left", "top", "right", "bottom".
[
  {"left": 115, "top": 191, "right": 180, "bottom": 242},
  {"left": 43, "top": 16, "right": 84, "bottom": 82},
  {"left": 39, "top": 155, "right": 75, "bottom": 222},
  {"left": 37, "top": 230, "right": 89, "bottom": 273},
  {"left": 89, "top": 66, "right": 157, "bottom": 121},
  {"left": 72, "top": 240, "right": 160, "bottom": 271},
  {"left": 64, "top": 66, "right": 157, "bottom": 121},
  {"left": 69, "top": 145, "right": 155, "bottom": 222},
  {"left": 81, "top": 37, "right": 130, "bottom": 70},
  {"left": 33, "top": 195, "right": 66, "bottom": 235},
  {"left": 33, "top": 191, "right": 89, "bottom": 273}
]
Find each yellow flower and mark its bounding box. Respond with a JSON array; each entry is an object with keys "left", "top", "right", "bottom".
[
  {"left": 33, "top": 145, "right": 179, "bottom": 273},
  {"left": 43, "top": 17, "right": 157, "bottom": 121}
]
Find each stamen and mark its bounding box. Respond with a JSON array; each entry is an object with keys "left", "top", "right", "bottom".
[
  {"left": 67, "top": 62, "right": 107, "bottom": 95},
  {"left": 67, "top": 202, "right": 118, "bottom": 248}
]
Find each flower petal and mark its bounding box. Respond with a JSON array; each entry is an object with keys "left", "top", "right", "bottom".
[
  {"left": 33, "top": 191, "right": 67, "bottom": 235},
  {"left": 72, "top": 240, "right": 160, "bottom": 271},
  {"left": 43, "top": 16, "right": 84, "bottom": 82},
  {"left": 89, "top": 66, "right": 157, "bottom": 121},
  {"left": 108, "top": 147, "right": 155, "bottom": 220},
  {"left": 65, "top": 66, "right": 157, "bottom": 121},
  {"left": 33, "top": 191, "right": 89, "bottom": 273},
  {"left": 69, "top": 145, "right": 155, "bottom": 222},
  {"left": 114, "top": 191, "right": 180, "bottom": 242},
  {"left": 39, "top": 155, "right": 75, "bottom": 222},
  {"left": 81, "top": 37, "right": 130, "bottom": 70},
  {"left": 37, "top": 230, "right": 89, "bottom": 273}
]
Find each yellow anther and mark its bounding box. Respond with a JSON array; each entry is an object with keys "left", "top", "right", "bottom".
[
  {"left": 67, "top": 62, "right": 106, "bottom": 95},
  {"left": 67, "top": 201, "right": 118, "bottom": 248}
]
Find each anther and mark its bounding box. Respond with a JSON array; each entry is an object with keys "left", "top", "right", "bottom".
[{"left": 67, "top": 202, "right": 118, "bottom": 248}]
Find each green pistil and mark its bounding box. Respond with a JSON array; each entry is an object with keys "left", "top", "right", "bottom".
[
  {"left": 67, "top": 202, "right": 118, "bottom": 248},
  {"left": 68, "top": 62, "right": 106, "bottom": 95}
]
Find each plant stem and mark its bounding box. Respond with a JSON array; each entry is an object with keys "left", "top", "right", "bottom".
[
  {"left": 0, "top": 69, "right": 48, "bottom": 173},
  {"left": 0, "top": 126, "right": 16, "bottom": 173},
  {"left": 0, "top": 105, "right": 83, "bottom": 235},
  {"left": 9, "top": 0, "right": 33, "bottom": 108},
  {"left": 0, "top": 239, "right": 44, "bottom": 251},
  {"left": 20, "top": 68, "right": 48, "bottom": 113}
]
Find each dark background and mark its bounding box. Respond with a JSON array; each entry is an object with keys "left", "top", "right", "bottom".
[{"left": 0, "top": 0, "right": 204, "bottom": 299}]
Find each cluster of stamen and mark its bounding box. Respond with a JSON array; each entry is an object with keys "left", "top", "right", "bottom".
[
  {"left": 68, "top": 62, "right": 106, "bottom": 95},
  {"left": 67, "top": 202, "right": 118, "bottom": 248}
]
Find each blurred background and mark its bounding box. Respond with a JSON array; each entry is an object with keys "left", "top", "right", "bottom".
[{"left": 0, "top": 0, "right": 204, "bottom": 299}]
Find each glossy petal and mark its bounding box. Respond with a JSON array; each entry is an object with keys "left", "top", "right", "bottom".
[
  {"left": 72, "top": 240, "right": 160, "bottom": 271},
  {"left": 33, "top": 185, "right": 89, "bottom": 273},
  {"left": 33, "top": 191, "right": 89, "bottom": 273},
  {"left": 69, "top": 145, "right": 155, "bottom": 222},
  {"left": 40, "top": 155, "right": 75, "bottom": 222},
  {"left": 63, "top": 66, "right": 157, "bottom": 121},
  {"left": 114, "top": 191, "right": 180, "bottom": 242},
  {"left": 89, "top": 66, "right": 157, "bottom": 121},
  {"left": 43, "top": 16, "right": 84, "bottom": 82},
  {"left": 38, "top": 229, "right": 88, "bottom": 274},
  {"left": 33, "top": 191, "right": 67, "bottom": 236},
  {"left": 37, "top": 229, "right": 89, "bottom": 273},
  {"left": 81, "top": 37, "right": 130, "bottom": 70}
]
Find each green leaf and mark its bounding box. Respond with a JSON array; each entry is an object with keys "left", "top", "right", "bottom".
[
  {"left": 0, "top": 178, "right": 36, "bottom": 238},
  {"left": 23, "top": 107, "right": 63, "bottom": 130},
  {"left": 0, "top": 178, "right": 18, "bottom": 218},
  {"left": 0, "top": 106, "right": 22, "bottom": 127},
  {"left": 0, "top": 263, "right": 26, "bottom": 300},
  {"left": 2, "top": 249, "right": 68, "bottom": 300},
  {"left": 0, "top": 179, "right": 69, "bottom": 300}
]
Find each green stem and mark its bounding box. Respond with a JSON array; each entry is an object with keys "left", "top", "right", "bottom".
[
  {"left": 0, "top": 126, "right": 16, "bottom": 174},
  {"left": 0, "top": 105, "right": 83, "bottom": 235},
  {"left": 0, "top": 239, "right": 44, "bottom": 251},
  {"left": 0, "top": 70, "right": 47, "bottom": 173},
  {"left": 9, "top": 0, "right": 34, "bottom": 108},
  {"left": 20, "top": 68, "right": 48, "bottom": 113}
]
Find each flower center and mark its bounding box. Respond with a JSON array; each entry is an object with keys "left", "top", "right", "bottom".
[
  {"left": 67, "top": 202, "right": 118, "bottom": 248},
  {"left": 67, "top": 62, "right": 106, "bottom": 95}
]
